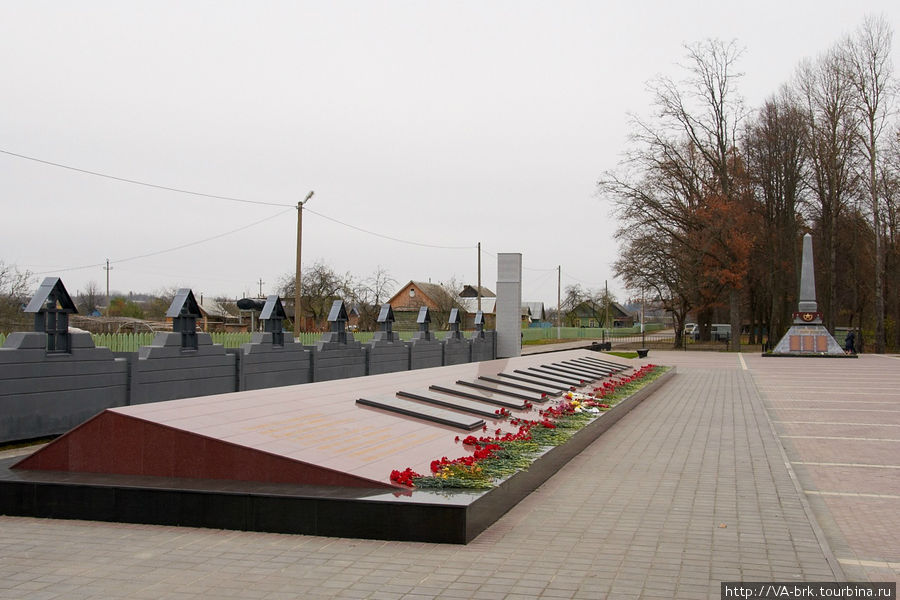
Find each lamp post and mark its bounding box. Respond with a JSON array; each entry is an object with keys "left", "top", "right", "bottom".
[{"left": 294, "top": 190, "right": 314, "bottom": 339}]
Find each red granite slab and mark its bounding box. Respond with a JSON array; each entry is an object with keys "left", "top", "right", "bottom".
[{"left": 13, "top": 350, "right": 618, "bottom": 488}]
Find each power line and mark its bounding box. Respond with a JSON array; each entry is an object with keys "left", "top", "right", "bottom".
[
  {"left": 32, "top": 208, "right": 292, "bottom": 275},
  {"left": 4, "top": 148, "right": 614, "bottom": 284},
  {"left": 304, "top": 207, "right": 473, "bottom": 250},
  {"left": 0, "top": 148, "right": 292, "bottom": 208},
  {"left": 2, "top": 147, "right": 474, "bottom": 251},
  {"left": 562, "top": 270, "right": 605, "bottom": 288},
  {"left": 480, "top": 247, "right": 558, "bottom": 273}
]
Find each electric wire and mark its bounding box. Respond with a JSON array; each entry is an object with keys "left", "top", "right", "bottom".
[
  {"left": 5, "top": 148, "right": 603, "bottom": 285},
  {"left": 3, "top": 147, "right": 474, "bottom": 252},
  {"left": 304, "top": 207, "right": 473, "bottom": 250},
  {"left": 0, "top": 149, "right": 292, "bottom": 208},
  {"left": 31, "top": 209, "right": 292, "bottom": 276}
]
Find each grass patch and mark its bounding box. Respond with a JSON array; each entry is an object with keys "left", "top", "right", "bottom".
[
  {"left": 605, "top": 351, "right": 638, "bottom": 359},
  {"left": 0, "top": 436, "right": 57, "bottom": 452}
]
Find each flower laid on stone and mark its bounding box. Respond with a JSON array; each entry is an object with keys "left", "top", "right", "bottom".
[
  {"left": 389, "top": 467, "right": 422, "bottom": 486},
  {"left": 388, "top": 364, "right": 666, "bottom": 489}
]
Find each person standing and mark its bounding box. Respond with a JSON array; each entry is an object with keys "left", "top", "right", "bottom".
[{"left": 844, "top": 329, "right": 856, "bottom": 354}]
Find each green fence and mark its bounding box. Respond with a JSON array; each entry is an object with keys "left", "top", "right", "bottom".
[
  {"left": 522, "top": 323, "right": 665, "bottom": 343},
  {"left": 50, "top": 330, "right": 474, "bottom": 352}
]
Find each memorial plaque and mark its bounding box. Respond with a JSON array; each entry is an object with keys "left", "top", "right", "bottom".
[
  {"left": 574, "top": 356, "right": 628, "bottom": 371},
  {"left": 357, "top": 395, "right": 485, "bottom": 430},
  {"left": 477, "top": 375, "right": 562, "bottom": 397},
  {"left": 497, "top": 371, "right": 573, "bottom": 391},
  {"left": 454, "top": 379, "right": 547, "bottom": 402},
  {"left": 559, "top": 360, "right": 615, "bottom": 376},
  {"left": 520, "top": 367, "right": 584, "bottom": 386},
  {"left": 548, "top": 362, "right": 601, "bottom": 381},
  {"left": 395, "top": 390, "right": 503, "bottom": 418},
  {"left": 427, "top": 384, "right": 527, "bottom": 409}
]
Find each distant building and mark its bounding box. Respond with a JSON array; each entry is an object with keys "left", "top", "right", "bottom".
[
  {"left": 196, "top": 297, "right": 246, "bottom": 332},
  {"left": 522, "top": 302, "right": 547, "bottom": 327},
  {"left": 386, "top": 281, "right": 457, "bottom": 330},
  {"left": 567, "top": 300, "right": 635, "bottom": 328},
  {"left": 458, "top": 285, "right": 496, "bottom": 299}
]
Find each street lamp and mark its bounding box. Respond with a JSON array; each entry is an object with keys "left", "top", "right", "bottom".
[{"left": 294, "top": 190, "right": 314, "bottom": 339}]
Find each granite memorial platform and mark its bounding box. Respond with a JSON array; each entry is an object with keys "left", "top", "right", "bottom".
[{"left": 1, "top": 350, "right": 673, "bottom": 543}]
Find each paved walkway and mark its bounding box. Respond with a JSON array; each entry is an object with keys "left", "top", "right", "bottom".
[{"left": 0, "top": 350, "right": 895, "bottom": 599}]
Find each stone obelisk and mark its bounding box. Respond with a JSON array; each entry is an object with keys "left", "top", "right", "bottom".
[
  {"left": 797, "top": 233, "right": 820, "bottom": 321},
  {"left": 769, "top": 233, "right": 848, "bottom": 356}
]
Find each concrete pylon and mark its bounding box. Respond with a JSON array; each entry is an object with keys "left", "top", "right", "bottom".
[{"left": 496, "top": 253, "right": 522, "bottom": 358}]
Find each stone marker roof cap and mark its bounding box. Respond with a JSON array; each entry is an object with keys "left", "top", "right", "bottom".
[
  {"left": 448, "top": 308, "right": 461, "bottom": 324},
  {"left": 327, "top": 299, "right": 349, "bottom": 323},
  {"left": 416, "top": 306, "right": 431, "bottom": 324},
  {"left": 25, "top": 277, "right": 77, "bottom": 314},
  {"left": 377, "top": 304, "right": 395, "bottom": 323},
  {"left": 166, "top": 289, "right": 201, "bottom": 318},
  {"left": 259, "top": 295, "right": 286, "bottom": 321}
]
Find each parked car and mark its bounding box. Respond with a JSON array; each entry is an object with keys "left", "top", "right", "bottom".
[
  {"left": 684, "top": 323, "right": 698, "bottom": 338},
  {"left": 710, "top": 324, "right": 731, "bottom": 341}
]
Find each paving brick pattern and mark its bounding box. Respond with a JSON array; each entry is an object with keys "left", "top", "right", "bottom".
[
  {"left": 0, "top": 353, "right": 841, "bottom": 599},
  {"left": 744, "top": 353, "right": 900, "bottom": 584}
]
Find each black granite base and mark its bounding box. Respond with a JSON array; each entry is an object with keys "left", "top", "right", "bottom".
[
  {"left": 0, "top": 369, "right": 674, "bottom": 544},
  {"left": 761, "top": 353, "right": 858, "bottom": 358}
]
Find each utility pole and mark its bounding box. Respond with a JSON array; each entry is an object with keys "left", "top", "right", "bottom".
[
  {"left": 294, "top": 190, "right": 314, "bottom": 339},
  {"left": 477, "top": 242, "right": 482, "bottom": 312},
  {"left": 103, "top": 259, "right": 112, "bottom": 315}
]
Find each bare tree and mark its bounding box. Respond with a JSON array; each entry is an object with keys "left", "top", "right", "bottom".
[
  {"left": 600, "top": 39, "right": 749, "bottom": 349},
  {"left": 560, "top": 284, "right": 587, "bottom": 325},
  {"left": 744, "top": 89, "right": 807, "bottom": 340},
  {"left": 842, "top": 14, "right": 895, "bottom": 352},
  {"left": 77, "top": 281, "right": 103, "bottom": 315},
  {"left": 614, "top": 231, "right": 695, "bottom": 347},
  {"left": 794, "top": 49, "right": 860, "bottom": 333},
  {"left": 0, "top": 260, "right": 34, "bottom": 332},
  {"left": 347, "top": 266, "right": 397, "bottom": 331},
  {"left": 279, "top": 260, "right": 352, "bottom": 331}
]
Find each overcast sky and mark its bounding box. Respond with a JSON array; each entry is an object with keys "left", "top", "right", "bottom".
[{"left": 2, "top": 2, "right": 898, "bottom": 308}]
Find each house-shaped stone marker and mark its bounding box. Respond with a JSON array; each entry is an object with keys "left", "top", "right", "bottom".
[
  {"left": 443, "top": 308, "right": 470, "bottom": 365},
  {"left": 0, "top": 277, "right": 128, "bottom": 442},
  {"left": 408, "top": 306, "right": 443, "bottom": 369},
  {"left": 366, "top": 304, "right": 410, "bottom": 375},
  {"left": 238, "top": 295, "right": 311, "bottom": 390}
]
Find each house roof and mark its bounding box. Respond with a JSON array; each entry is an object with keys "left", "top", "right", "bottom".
[
  {"left": 610, "top": 302, "right": 633, "bottom": 318},
  {"left": 459, "top": 285, "right": 496, "bottom": 298},
  {"left": 523, "top": 302, "right": 545, "bottom": 320},
  {"left": 198, "top": 297, "right": 232, "bottom": 319},
  {"left": 457, "top": 297, "right": 497, "bottom": 314},
  {"left": 569, "top": 300, "right": 634, "bottom": 319},
  {"left": 387, "top": 280, "right": 453, "bottom": 309}
]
